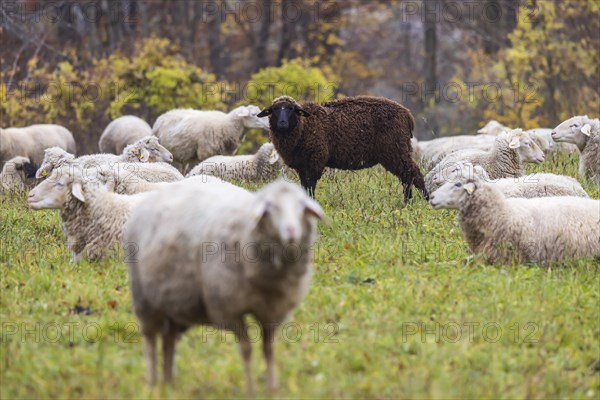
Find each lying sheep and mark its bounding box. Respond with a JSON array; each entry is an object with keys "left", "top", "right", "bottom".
[
  {"left": 257, "top": 95, "right": 427, "bottom": 201},
  {"left": 153, "top": 105, "right": 270, "bottom": 172},
  {"left": 419, "top": 134, "right": 497, "bottom": 170},
  {"left": 428, "top": 161, "right": 589, "bottom": 198},
  {"left": 478, "top": 120, "right": 577, "bottom": 153},
  {"left": 477, "top": 120, "right": 509, "bottom": 136},
  {"left": 36, "top": 137, "right": 175, "bottom": 180},
  {"left": 0, "top": 124, "right": 76, "bottom": 168},
  {"left": 0, "top": 156, "right": 38, "bottom": 193},
  {"left": 551, "top": 115, "right": 600, "bottom": 184},
  {"left": 123, "top": 180, "right": 325, "bottom": 394},
  {"left": 186, "top": 142, "right": 283, "bottom": 182},
  {"left": 28, "top": 165, "right": 150, "bottom": 262},
  {"left": 98, "top": 116, "right": 153, "bottom": 154},
  {"left": 425, "top": 129, "right": 545, "bottom": 192},
  {"left": 429, "top": 177, "right": 600, "bottom": 264}
]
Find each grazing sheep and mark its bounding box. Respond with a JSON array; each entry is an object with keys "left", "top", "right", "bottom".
[
  {"left": 186, "top": 142, "right": 283, "bottom": 182},
  {"left": 427, "top": 161, "right": 589, "bottom": 198},
  {"left": 36, "top": 140, "right": 178, "bottom": 181},
  {"left": 0, "top": 124, "right": 76, "bottom": 168},
  {"left": 98, "top": 116, "right": 153, "bottom": 154},
  {"left": 152, "top": 106, "right": 270, "bottom": 172},
  {"left": 257, "top": 95, "right": 426, "bottom": 201},
  {"left": 0, "top": 156, "right": 38, "bottom": 193},
  {"left": 429, "top": 177, "right": 600, "bottom": 264},
  {"left": 123, "top": 180, "right": 325, "bottom": 394},
  {"left": 425, "top": 129, "right": 545, "bottom": 192},
  {"left": 28, "top": 165, "right": 150, "bottom": 262},
  {"left": 551, "top": 115, "right": 600, "bottom": 184}
]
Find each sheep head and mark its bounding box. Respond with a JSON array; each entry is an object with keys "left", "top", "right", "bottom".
[
  {"left": 551, "top": 115, "right": 597, "bottom": 151},
  {"left": 429, "top": 176, "right": 482, "bottom": 210},
  {"left": 257, "top": 97, "right": 311, "bottom": 135},
  {"left": 36, "top": 147, "right": 74, "bottom": 179},
  {"left": 506, "top": 129, "right": 545, "bottom": 164}
]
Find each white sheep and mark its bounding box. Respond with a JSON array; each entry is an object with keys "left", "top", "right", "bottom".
[
  {"left": 36, "top": 138, "right": 177, "bottom": 180},
  {"left": 0, "top": 156, "right": 38, "bottom": 193},
  {"left": 0, "top": 124, "right": 76, "bottom": 168},
  {"left": 420, "top": 134, "right": 497, "bottom": 170},
  {"left": 425, "top": 129, "right": 545, "bottom": 192},
  {"left": 551, "top": 115, "right": 600, "bottom": 184},
  {"left": 98, "top": 116, "right": 153, "bottom": 154},
  {"left": 429, "top": 177, "right": 600, "bottom": 264},
  {"left": 186, "top": 142, "right": 283, "bottom": 182},
  {"left": 152, "top": 105, "right": 270, "bottom": 172},
  {"left": 427, "top": 161, "right": 589, "bottom": 198},
  {"left": 123, "top": 180, "right": 325, "bottom": 394},
  {"left": 27, "top": 165, "right": 150, "bottom": 262},
  {"left": 477, "top": 120, "right": 509, "bottom": 136}
]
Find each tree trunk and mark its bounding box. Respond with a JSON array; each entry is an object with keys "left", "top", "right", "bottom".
[
  {"left": 254, "top": 0, "right": 273, "bottom": 71},
  {"left": 423, "top": 0, "right": 438, "bottom": 105},
  {"left": 277, "top": 0, "right": 294, "bottom": 63}
]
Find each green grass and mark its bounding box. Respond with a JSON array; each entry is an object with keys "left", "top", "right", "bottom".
[{"left": 1, "top": 153, "right": 599, "bottom": 399}]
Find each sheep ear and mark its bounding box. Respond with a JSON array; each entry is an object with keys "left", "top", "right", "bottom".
[
  {"left": 250, "top": 200, "right": 271, "bottom": 228},
  {"left": 304, "top": 198, "right": 327, "bottom": 223},
  {"left": 138, "top": 148, "right": 150, "bottom": 162},
  {"left": 463, "top": 182, "right": 476, "bottom": 195},
  {"left": 236, "top": 107, "right": 251, "bottom": 117},
  {"left": 294, "top": 106, "right": 311, "bottom": 117},
  {"left": 72, "top": 182, "right": 85, "bottom": 202},
  {"left": 508, "top": 137, "right": 521, "bottom": 149},
  {"left": 256, "top": 107, "right": 272, "bottom": 118},
  {"left": 36, "top": 167, "right": 48, "bottom": 179},
  {"left": 477, "top": 127, "right": 487, "bottom": 134},
  {"left": 580, "top": 124, "right": 592, "bottom": 136},
  {"left": 268, "top": 149, "right": 280, "bottom": 164}
]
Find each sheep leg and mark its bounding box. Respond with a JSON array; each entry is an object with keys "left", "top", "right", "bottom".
[
  {"left": 236, "top": 323, "right": 255, "bottom": 397},
  {"left": 162, "top": 322, "right": 178, "bottom": 384},
  {"left": 299, "top": 171, "right": 319, "bottom": 199},
  {"left": 143, "top": 333, "right": 157, "bottom": 386},
  {"left": 262, "top": 324, "right": 278, "bottom": 394}
]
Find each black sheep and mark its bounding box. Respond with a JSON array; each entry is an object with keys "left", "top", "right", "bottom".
[{"left": 257, "top": 95, "right": 428, "bottom": 201}]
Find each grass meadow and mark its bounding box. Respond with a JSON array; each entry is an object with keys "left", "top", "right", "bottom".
[{"left": 1, "top": 152, "right": 599, "bottom": 399}]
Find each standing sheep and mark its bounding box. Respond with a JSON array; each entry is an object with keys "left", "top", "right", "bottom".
[
  {"left": 123, "top": 180, "right": 325, "bottom": 394},
  {"left": 153, "top": 105, "right": 270, "bottom": 172},
  {"left": 28, "top": 165, "right": 151, "bottom": 262},
  {"left": 551, "top": 115, "right": 600, "bottom": 184},
  {"left": 186, "top": 142, "right": 283, "bottom": 182},
  {"left": 429, "top": 177, "right": 600, "bottom": 264},
  {"left": 257, "top": 96, "right": 427, "bottom": 201},
  {"left": 0, "top": 124, "right": 76, "bottom": 168},
  {"left": 0, "top": 156, "right": 38, "bottom": 193},
  {"left": 98, "top": 116, "right": 153, "bottom": 154}
]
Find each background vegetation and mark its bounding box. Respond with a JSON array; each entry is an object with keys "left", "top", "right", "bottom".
[{"left": 2, "top": 0, "right": 598, "bottom": 152}]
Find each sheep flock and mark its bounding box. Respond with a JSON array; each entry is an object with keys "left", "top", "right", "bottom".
[{"left": 2, "top": 100, "right": 598, "bottom": 395}]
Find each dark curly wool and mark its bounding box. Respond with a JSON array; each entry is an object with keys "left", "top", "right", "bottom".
[{"left": 258, "top": 95, "right": 427, "bottom": 201}]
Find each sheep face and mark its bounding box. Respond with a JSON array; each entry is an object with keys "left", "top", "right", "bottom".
[
  {"left": 131, "top": 136, "right": 173, "bottom": 163},
  {"left": 257, "top": 102, "right": 311, "bottom": 135},
  {"left": 232, "top": 105, "right": 271, "bottom": 130},
  {"left": 252, "top": 181, "right": 325, "bottom": 246},
  {"left": 508, "top": 130, "right": 545, "bottom": 164},
  {"left": 431, "top": 161, "right": 487, "bottom": 187},
  {"left": 28, "top": 166, "right": 98, "bottom": 209},
  {"left": 529, "top": 132, "right": 554, "bottom": 153},
  {"left": 36, "top": 147, "right": 73, "bottom": 179},
  {"left": 429, "top": 180, "right": 476, "bottom": 209},
  {"left": 551, "top": 116, "right": 591, "bottom": 150}
]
